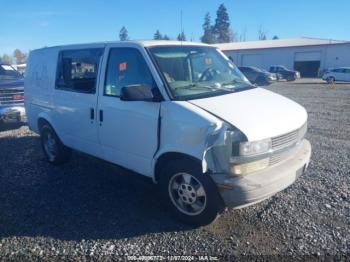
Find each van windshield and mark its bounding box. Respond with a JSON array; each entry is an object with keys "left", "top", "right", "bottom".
[{"left": 148, "top": 46, "right": 253, "bottom": 100}]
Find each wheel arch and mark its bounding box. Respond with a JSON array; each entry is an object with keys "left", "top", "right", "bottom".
[
  {"left": 37, "top": 113, "right": 55, "bottom": 133},
  {"left": 154, "top": 152, "right": 202, "bottom": 183}
]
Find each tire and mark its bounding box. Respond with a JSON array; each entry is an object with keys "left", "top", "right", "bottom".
[
  {"left": 326, "top": 76, "right": 335, "bottom": 84},
  {"left": 40, "top": 123, "right": 71, "bottom": 165},
  {"left": 256, "top": 76, "right": 268, "bottom": 86},
  {"left": 286, "top": 75, "right": 296, "bottom": 81},
  {"left": 159, "top": 158, "right": 224, "bottom": 226}
]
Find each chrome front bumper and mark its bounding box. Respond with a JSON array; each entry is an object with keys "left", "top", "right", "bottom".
[
  {"left": 212, "top": 139, "right": 311, "bottom": 208},
  {"left": 0, "top": 105, "right": 26, "bottom": 123}
]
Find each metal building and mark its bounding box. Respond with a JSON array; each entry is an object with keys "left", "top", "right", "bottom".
[{"left": 214, "top": 37, "right": 350, "bottom": 77}]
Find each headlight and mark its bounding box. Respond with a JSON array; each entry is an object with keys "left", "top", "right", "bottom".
[
  {"left": 239, "top": 138, "right": 271, "bottom": 156},
  {"left": 230, "top": 158, "right": 270, "bottom": 175}
]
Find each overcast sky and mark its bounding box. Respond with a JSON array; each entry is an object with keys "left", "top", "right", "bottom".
[{"left": 0, "top": 0, "right": 349, "bottom": 55}]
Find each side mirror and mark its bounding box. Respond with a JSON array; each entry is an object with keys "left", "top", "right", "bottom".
[{"left": 120, "top": 84, "right": 156, "bottom": 102}]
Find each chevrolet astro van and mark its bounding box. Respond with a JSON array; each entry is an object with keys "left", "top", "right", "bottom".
[{"left": 25, "top": 41, "right": 311, "bottom": 225}]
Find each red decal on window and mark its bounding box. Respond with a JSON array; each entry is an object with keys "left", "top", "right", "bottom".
[{"left": 119, "top": 62, "right": 127, "bottom": 71}]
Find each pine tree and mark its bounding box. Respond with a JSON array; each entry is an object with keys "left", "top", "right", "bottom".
[
  {"left": 272, "top": 35, "right": 279, "bottom": 40},
  {"left": 213, "top": 4, "right": 232, "bottom": 43},
  {"left": 201, "top": 12, "right": 215, "bottom": 44},
  {"left": 154, "top": 30, "right": 163, "bottom": 40},
  {"left": 163, "top": 35, "right": 170, "bottom": 40},
  {"left": 177, "top": 32, "right": 186, "bottom": 41},
  {"left": 119, "top": 26, "right": 129, "bottom": 41}
]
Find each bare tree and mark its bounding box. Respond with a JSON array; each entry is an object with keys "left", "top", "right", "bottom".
[
  {"left": 1, "top": 54, "right": 11, "bottom": 64},
  {"left": 229, "top": 29, "right": 237, "bottom": 42},
  {"left": 258, "top": 25, "right": 268, "bottom": 40},
  {"left": 238, "top": 27, "right": 247, "bottom": 42},
  {"left": 13, "top": 49, "right": 27, "bottom": 64}
]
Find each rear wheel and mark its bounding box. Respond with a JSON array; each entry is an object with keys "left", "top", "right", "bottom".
[
  {"left": 326, "top": 76, "right": 335, "bottom": 84},
  {"left": 256, "top": 76, "right": 269, "bottom": 86},
  {"left": 159, "top": 159, "right": 224, "bottom": 226},
  {"left": 40, "top": 123, "right": 71, "bottom": 165}
]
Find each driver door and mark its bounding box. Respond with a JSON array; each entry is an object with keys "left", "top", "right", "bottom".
[{"left": 97, "top": 45, "right": 161, "bottom": 177}]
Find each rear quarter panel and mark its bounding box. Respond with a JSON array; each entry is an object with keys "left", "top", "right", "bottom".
[{"left": 25, "top": 48, "right": 58, "bottom": 133}]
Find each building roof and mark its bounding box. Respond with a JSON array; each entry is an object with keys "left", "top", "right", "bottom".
[{"left": 213, "top": 37, "right": 349, "bottom": 51}]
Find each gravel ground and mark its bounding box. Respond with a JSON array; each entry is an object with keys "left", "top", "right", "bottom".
[{"left": 0, "top": 81, "right": 349, "bottom": 260}]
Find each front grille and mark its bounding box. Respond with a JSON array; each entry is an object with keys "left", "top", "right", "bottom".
[
  {"left": 269, "top": 123, "right": 307, "bottom": 166},
  {"left": 271, "top": 130, "right": 299, "bottom": 150},
  {"left": 0, "top": 89, "right": 24, "bottom": 105}
]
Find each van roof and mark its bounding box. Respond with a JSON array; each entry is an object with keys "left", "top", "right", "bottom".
[{"left": 34, "top": 40, "right": 210, "bottom": 51}]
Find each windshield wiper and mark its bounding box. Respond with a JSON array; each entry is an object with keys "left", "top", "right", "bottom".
[
  {"left": 221, "top": 80, "right": 256, "bottom": 89},
  {"left": 177, "top": 83, "right": 235, "bottom": 93},
  {"left": 221, "top": 79, "right": 248, "bottom": 86}
]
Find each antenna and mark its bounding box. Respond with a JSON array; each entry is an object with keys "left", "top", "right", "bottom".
[{"left": 180, "top": 10, "right": 183, "bottom": 45}]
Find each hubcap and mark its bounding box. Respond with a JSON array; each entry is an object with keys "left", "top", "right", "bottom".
[
  {"left": 168, "top": 173, "right": 207, "bottom": 216},
  {"left": 44, "top": 132, "right": 57, "bottom": 161}
]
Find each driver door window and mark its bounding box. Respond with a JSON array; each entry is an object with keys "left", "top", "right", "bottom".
[{"left": 104, "top": 48, "right": 154, "bottom": 97}]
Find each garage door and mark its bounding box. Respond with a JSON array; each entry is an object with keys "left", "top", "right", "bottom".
[
  {"left": 294, "top": 52, "right": 322, "bottom": 77},
  {"left": 295, "top": 52, "right": 321, "bottom": 62},
  {"left": 241, "top": 54, "right": 263, "bottom": 68}
]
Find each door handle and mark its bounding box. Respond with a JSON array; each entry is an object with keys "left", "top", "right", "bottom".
[
  {"left": 90, "top": 108, "right": 94, "bottom": 120},
  {"left": 99, "top": 109, "right": 103, "bottom": 122}
]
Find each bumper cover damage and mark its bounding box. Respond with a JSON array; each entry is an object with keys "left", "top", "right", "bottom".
[{"left": 209, "top": 139, "right": 311, "bottom": 208}]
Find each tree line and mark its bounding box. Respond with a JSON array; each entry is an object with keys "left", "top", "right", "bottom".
[
  {"left": 0, "top": 49, "right": 28, "bottom": 65},
  {"left": 118, "top": 4, "right": 279, "bottom": 43}
]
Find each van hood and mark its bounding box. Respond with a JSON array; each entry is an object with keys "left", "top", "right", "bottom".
[{"left": 189, "top": 88, "right": 307, "bottom": 141}]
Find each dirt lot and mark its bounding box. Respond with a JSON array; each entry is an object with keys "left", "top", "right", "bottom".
[{"left": 0, "top": 81, "right": 349, "bottom": 260}]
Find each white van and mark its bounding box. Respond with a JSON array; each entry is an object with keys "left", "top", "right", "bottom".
[{"left": 25, "top": 41, "right": 311, "bottom": 225}]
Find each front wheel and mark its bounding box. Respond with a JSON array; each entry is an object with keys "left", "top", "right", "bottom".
[
  {"left": 326, "top": 76, "right": 335, "bottom": 84},
  {"left": 159, "top": 159, "right": 224, "bottom": 226}
]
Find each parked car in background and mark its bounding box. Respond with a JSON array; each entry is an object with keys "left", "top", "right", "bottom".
[
  {"left": 319, "top": 68, "right": 332, "bottom": 78},
  {"left": 269, "top": 65, "right": 300, "bottom": 81},
  {"left": 322, "top": 67, "right": 350, "bottom": 83},
  {"left": 260, "top": 68, "right": 283, "bottom": 81},
  {"left": 0, "top": 64, "right": 25, "bottom": 124},
  {"left": 238, "top": 66, "right": 275, "bottom": 86},
  {"left": 12, "top": 63, "right": 27, "bottom": 75},
  {"left": 25, "top": 41, "right": 311, "bottom": 225}
]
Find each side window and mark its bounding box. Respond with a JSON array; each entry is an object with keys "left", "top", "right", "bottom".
[
  {"left": 104, "top": 48, "right": 154, "bottom": 97},
  {"left": 56, "top": 48, "right": 103, "bottom": 93}
]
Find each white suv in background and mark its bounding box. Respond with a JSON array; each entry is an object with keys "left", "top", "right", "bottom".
[
  {"left": 25, "top": 41, "right": 311, "bottom": 225},
  {"left": 322, "top": 67, "right": 350, "bottom": 83}
]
